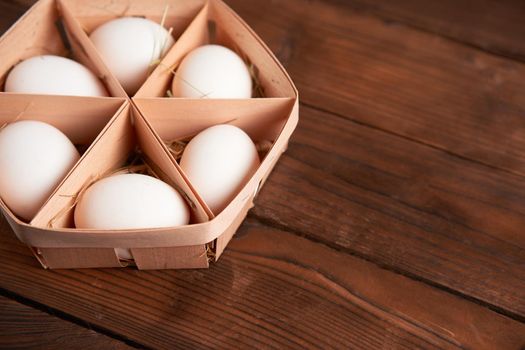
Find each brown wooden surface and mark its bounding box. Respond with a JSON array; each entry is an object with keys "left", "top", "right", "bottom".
[
  {"left": 1, "top": 0, "right": 525, "bottom": 349},
  {"left": 225, "top": 0, "right": 525, "bottom": 176},
  {"left": 0, "top": 295, "right": 132, "bottom": 349},
  {"left": 341, "top": 0, "right": 525, "bottom": 61},
  {"left": 1, "top": 220, "right": 525, "bottom": 349}
]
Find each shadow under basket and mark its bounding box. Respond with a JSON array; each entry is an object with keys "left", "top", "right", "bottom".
[{"left": 0, "top": 0, "right": 299, "bottom": 270}]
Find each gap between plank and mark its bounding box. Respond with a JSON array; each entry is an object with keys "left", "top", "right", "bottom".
[{"left": 0, "top": 287, "right": 150, "bottom": 350}]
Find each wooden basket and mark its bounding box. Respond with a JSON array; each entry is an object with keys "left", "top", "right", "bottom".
[{"left": 0, "top": 0, "right": 298, "bottom": 269}]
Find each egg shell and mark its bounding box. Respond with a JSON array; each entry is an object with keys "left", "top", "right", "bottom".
[
  {"left": 0, "top": 120, "right": 80, "bottom": 221},
  {"left": 172, "top": 45, "right": 253, "bottom": 98},
  {"left": 180, "top": 124, "right": 260, "bottom": 215},
  {"left": 74, "top": 173, "right": 190, "bottom": 230},
  {"left": 90, "top": 17, "right": 175, "bottom": 95},
  {"left": 5, "top": 55, "right": 108, "bottom": 97}
]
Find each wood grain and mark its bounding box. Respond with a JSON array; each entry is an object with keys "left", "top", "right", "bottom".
[
  {"left": 0, "top": 295, "right": 132, "bottom": 349},
  {"left": 338, "top": 0, "right": 525, "bottom": 61},
  {"left": 225, "top": 0, "right": 525, "bottom": 176},
  {"left": 251, "top": 104, "right": 525, "bottom": 319},
  {"left": 0, "top": 218, "right": 524, "bottom": 350}
]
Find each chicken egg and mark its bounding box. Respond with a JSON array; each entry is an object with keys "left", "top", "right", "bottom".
[
  {"left": 180, "top": 124, "right": 260, "bottom": 214},
  {"left": 0, "top": 120, "right": 80, "bottom": 221},
  {"left": 5, "top": 55, "right": 108, "bottom": 97},
  {"left": 90, "top": 17, "right": 175, "bottom": 95},
  {"left": 172, "top": 45, "right": 252, "bottom": 98},
  {"left": 74, "top": 173, "right": 190, "bottom": 230}
]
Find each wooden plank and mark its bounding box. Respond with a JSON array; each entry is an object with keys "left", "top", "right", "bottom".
[
  {"left": 335, "top": 0, "right": 525, "bottom": 61},
  {"left": 0, "top": 295, "right": 132, "bottom": 349},
  {"left": 250, "top": 104, "right": 525, "bottom": 319},
  {"left": 224, "top": 0, "right": 525, "bottom": 175},
  {"left": 0, "top": 219, "right": 524, "bottom": 349}
]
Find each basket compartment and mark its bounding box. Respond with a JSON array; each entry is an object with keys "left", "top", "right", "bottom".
[
  {"left": 0, "top": 0, "right": 124, "bottom": 97},
  {"left": 136, "top": 0, "right": 296, "bottom": 99},
  {"left": 0, "top": 94, "right": 127, "bottom": 227}
]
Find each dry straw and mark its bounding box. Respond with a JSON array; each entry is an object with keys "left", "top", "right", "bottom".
[
  {"left": 166, "top": 138, "right": 190, "bottom": 161},
  {"left": 148, "top": 5, "right": 174, "bottom": 74},
  {"left": 205, "top": 242, "right": 216, "bottom": 261}
]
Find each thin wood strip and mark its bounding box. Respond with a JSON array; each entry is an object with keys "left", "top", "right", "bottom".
[{"left": 131, "top": 244, "right": 209, "bottom": 270}]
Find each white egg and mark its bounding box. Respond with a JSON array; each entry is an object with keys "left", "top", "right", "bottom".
[
  {"left": 90, "top": 17, "right": 175, "bottom": 95},
  {"left": 5, "top": 55, "right": 108, "bottom": 97},
  {"left": 172, "top": 45, "right": 252, "bottom": 98},
  {"left": 0, "top": 120, "right": 80, "bottom": 221},
  {"left": 180, "top": 125, "right": 260, "bottom": 214},
  {"left": 74, "top": 173, "right": 190, "bottom": 230}
]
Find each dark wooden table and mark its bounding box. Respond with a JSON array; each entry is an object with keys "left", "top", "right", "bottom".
[{"left": 1, "top": 0, "right": 525, "bottom": 349}]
